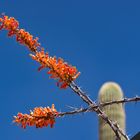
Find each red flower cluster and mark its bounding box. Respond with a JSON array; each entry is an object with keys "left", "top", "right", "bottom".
[
  {"left": 0, "top": 15, "right": 40, "bottom": 52},
  {"left": 0, "top": 14, "right": 80, "bottom": 88},
  {"left": 16, "top": 29, "right": 40, "bottom": 52},
  {"left": 0, "top": 15, "right": 19, "bottom": 36},
  {"left": 30, "top": 49, "right": 80, "bottom": 88},
  {"left": 14, "top": 104, "right": 58, "bottom": 129}
]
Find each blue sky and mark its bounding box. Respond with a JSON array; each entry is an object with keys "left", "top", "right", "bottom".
[{"left": 0, "top": 0, "right": 140, "bottom": 140}]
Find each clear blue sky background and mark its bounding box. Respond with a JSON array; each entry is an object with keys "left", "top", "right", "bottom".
[{"left": 0, "top": 0, "right": 140, "bottom": 140}]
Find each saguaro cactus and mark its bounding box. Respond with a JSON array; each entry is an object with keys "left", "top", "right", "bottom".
[{"left": 98, "top": 82, "right": 126, "bottom": 140}]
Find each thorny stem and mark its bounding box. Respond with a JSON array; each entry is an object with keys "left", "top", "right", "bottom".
[
  {"left": 69, "top": 81, "right": 129, "bottom": 140},
  {"left": 58, "top": 96, "right": 140, "bottom": 117},
  {"left": 99, "top": 96, "right": 140, "bottom": 107},
  {"left": 58, "top": 108, "right": 89, "bottom": 117},
  {"left": 58, "top": 96, "right": 140, "bottom": 139},
  {"left": 69, "top": 82, "right": 94, "bottom": 105}
]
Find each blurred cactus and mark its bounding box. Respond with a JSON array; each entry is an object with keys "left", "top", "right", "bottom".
[{"left": 98, "top": 82, "right": 126, "bottom": 140}]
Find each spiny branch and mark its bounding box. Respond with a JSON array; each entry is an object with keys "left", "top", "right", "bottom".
[
  {"left": 99, "top": 96, "right": 140, "bottom": 107},
  {"left": 69, "top": 81, "right": 94, "bottom": 105},
  {"left": 114, "top": 123, "right": 129, "bottom": 140},
  {"left": 69, "top": 81, "right": 129, "bottom": 140},
  {"left": 58, "top": 96, "right": 140, "bottom": 117},
  {"left": 58, "top": 107, "right": 90, "bottom": 117}
]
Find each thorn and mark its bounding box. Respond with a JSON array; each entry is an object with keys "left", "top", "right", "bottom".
[{"left": 66, "top": 105, "right": 78, "bottom": 110}]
